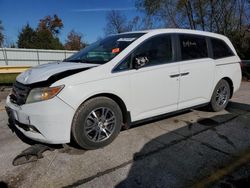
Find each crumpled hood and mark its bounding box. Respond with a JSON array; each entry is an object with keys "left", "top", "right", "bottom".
[{"left": 16, "top": 62, "right": 99, "bottom": 85}]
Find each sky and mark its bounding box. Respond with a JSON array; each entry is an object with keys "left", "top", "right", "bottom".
[{"left": 0, "top": 0, "right": 141, "bottom": 46}]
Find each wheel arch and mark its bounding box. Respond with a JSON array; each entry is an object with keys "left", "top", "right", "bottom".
[
  {"left": 79, "top": 93, "right": 130, "bottom": 126},
  {"left": 221, "top": 77, "right": 234, "bottom": 98}
]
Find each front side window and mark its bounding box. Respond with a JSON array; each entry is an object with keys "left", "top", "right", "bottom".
[
  {"left": 133, "top": 35, "right": 173, "bottom": 66},
  {"left": 211, "top": 38, "right": 234, "bottom": 59},
  {"left": 64, "top": 33, "right": 145, "bottom": 64},
  {"left": 180, "top": 35, "right": 208, "bottom": 60},
  {"left": 115, "top": 34, "right": 173, "bottom": 71}
]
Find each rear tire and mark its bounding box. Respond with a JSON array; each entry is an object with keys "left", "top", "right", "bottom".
[
  {"left": 209, "top": 79, "right": 230, "bottom": 112},
  {"left": 72, "top": 97, "right": 122, "bottom": 149}
]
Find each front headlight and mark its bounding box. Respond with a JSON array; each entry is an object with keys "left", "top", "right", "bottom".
[{"left": 26, "top": 85, "right": 64, "bottom": 104}]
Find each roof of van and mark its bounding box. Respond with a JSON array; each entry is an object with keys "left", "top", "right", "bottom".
[{"left": 122, "top": 28, "right": 227, "bottom": 40}]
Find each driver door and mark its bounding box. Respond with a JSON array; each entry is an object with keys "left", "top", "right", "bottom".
[{"left": 129, "top": 34, "right": 180, "bottom": 121}]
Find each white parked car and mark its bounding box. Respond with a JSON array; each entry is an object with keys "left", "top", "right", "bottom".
[{"left": 6, "top": 29, "right": 241, "bottom": 149}]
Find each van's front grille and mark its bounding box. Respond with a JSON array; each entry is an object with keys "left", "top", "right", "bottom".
[{"left": 10, "top": 82, "right": 31, "bottom": 105}]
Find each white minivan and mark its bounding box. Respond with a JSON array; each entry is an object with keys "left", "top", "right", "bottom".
[{"left": 6, "top": 29, "right": 241, "bottom": 149}]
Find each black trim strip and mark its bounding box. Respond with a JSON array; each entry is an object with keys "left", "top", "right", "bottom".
[
  {"left": 216, "top": 62, "right": 239, "bottom": 66},
  {"left": 130, "top": 102, "right": 209, "bottom": 126}
]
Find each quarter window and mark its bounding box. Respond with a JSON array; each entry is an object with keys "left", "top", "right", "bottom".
[
  {"left": 180, "top": 35, "right": 208, "bottom": 60},
  {"left": 211, "top": 38, "right": 234, "bottom": 59},
  {"left": 115, "top": 55, "right": 132, "bottom": 71}
]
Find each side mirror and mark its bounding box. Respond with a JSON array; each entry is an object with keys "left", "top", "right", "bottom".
[{"left": 133, "top": 56, "right": 149, "bottom": 70}]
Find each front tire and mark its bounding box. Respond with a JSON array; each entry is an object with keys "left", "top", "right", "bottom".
[
  {"left": 209, "top": 79, "right": 230, "bottom": 112},
  {"left": 72, "top": 97, "right": 122, "bottom": 149}
]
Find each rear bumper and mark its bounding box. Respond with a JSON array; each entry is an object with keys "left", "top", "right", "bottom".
[{"left": 5, "top": 95, "right": 75, "bottom": 144}]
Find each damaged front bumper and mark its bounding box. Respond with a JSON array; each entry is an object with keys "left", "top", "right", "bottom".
[{"left": 5, "top": 95, "right": 75, "bottom": 144}]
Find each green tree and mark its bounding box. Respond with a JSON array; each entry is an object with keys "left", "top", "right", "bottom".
[
  {"left": 35, "top": 29, "right": 64, "bottom": 49},
  {"left": 64, "top": 30, "right": 86, "bottom": 50},
  {"left": 0, "top": 20, "right": 4, "bottom": 47},
  {"left": 35, "top": 14, "right": 64, "bottom": 49},
  {"left": 37, "top": 14, "right": 63, "bottom": 36},
  {"left": 17, "top": 24, "right": 37, "bottom": 48},
  {"left": 17, "top": 15, "right": 64, "bottom": 49}
]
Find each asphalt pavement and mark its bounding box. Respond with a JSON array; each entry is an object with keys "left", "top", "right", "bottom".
[{"left": 0, "top": 82, "right": 250, "bottom": 188}]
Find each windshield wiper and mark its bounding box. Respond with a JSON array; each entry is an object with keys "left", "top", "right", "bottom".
[
  {"left": 65, "top": 58, "right": 106, "bottom": 65},
  {"left": 64, "top": 58, "right": 92, "bottom": 63}
]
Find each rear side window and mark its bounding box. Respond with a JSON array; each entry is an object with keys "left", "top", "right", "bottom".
[
  {"left": 180, "top": 35, "right": 208, "bottom": 60},
  {"left": 211, "top": 38, "right": 234, "bottom": 59}
]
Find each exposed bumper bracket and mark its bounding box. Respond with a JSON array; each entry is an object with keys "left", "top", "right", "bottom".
[{"left": 12, "top": 144, "right": 54, "bottom": 166}]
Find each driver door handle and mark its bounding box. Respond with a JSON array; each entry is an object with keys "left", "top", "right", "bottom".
[
  {"left": 170, "top": 74, "right": 180, "bottom": 78},
  {"left": 180, "top": 72, "right": 190, "bottom": 76}
]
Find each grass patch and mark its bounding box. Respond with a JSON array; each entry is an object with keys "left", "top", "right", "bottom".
[{"left": 0, "top": 73, "right": 19, "bottom": 85}]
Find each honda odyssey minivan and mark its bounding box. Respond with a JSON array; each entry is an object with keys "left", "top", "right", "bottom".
[{"left": 6, "top": 29, "right": 242, "bottom": 149}]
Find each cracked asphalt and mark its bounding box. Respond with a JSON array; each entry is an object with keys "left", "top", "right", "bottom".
[{"left": 0, "top": 82, "right": 250, "bottom": 188}]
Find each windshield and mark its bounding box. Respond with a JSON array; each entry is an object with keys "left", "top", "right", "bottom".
[{"left": 64, "top": 33, "right": 145, "bottom": 64}]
